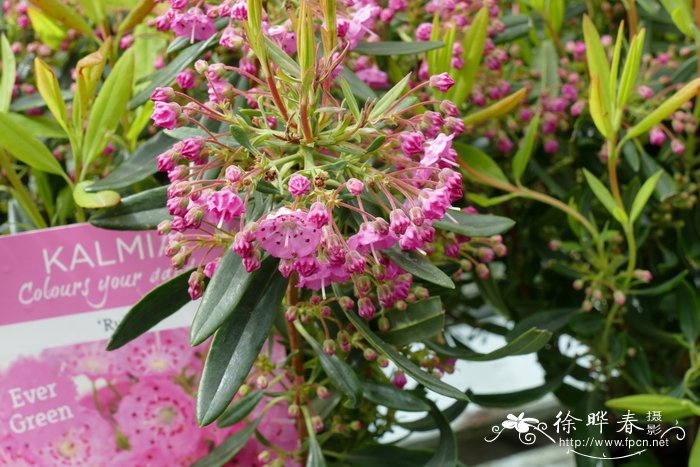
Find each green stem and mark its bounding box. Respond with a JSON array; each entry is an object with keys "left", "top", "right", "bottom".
[{"left": 0, "top": 150, "right": 48, "bottom": 229}]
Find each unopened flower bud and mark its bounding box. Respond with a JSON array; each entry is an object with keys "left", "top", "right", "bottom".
[
  {"left": 323, "top": 339, "right": 336, "bottom": 356},
  {"left": 378, "top": 316, "right": 390, "bottom": 332},
  {"left": 363, "top": 348, "right": 378, "bottom": 361},
  {"left": 256, "top": 375, "right": 268, "bottom": 389},
  {"left": 316, "top": 386, "right": 329, "bottom": 399}
]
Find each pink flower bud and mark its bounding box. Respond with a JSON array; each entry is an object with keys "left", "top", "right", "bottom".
[
  {"left": 429, "top": 73, "right": 455, "bottom": 92},
  {"left": 346, "top": 178, "right": 365, "bottom": 195},
  {"left": 392, "top": 371, "right": 408, "bottom": 389},
  {"left": 288, "top": 174, "right": 311, "bottom": 197}
]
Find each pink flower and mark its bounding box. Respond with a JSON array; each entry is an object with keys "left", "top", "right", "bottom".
[
  {"left": 400, "top": 131, "right": 425, "bottom": 156},
  {"left": 0, "top": 437, "right": 42, "bottom": 466},
  {"left": 207, "top": 187, "right": 246, "bottom": 223},
  {"left": 178, "top": 137, "right": 204, "bottom": 162},
  {"left": 420, "top": 187, "right": 451, "bottom": 220},
  {"left": 220, "top": 26, "right": 245, "bottom": 49},
  {"left": 150, "top": 86, "right": 174, "bottom": 102},
  {"left": 36, "top": 408, "right": 117, "bottom": 466},
  {"left": 638, "top": 85, "right": 654, "bottom": 99},
  {"left": 176, "top": 69, "right": 196, "bottom": 89},
  {"left": 355, "top": 66, "right": 389, "bottom": 89},
  {"left": 151, "top": 101, "right": 182, "bottom": 130},
  {"left": 288, "top": 174, "right": 311, "bottom": 197},
  {"left": 358, "top": 297, "right": 376, "bottom": 319},
  {"left": 346, "top": 178, "right": 365, "bottom": 195},
  {"left": 392, "top": 371, "right": 408, "bottom": 389},
  {"left": 649, "top": 128, "right": 666, "bottom": 146},
  {"left": 172, "top": 8, "right": 217, "bottom": 41},
  {"left": 225, "top": 165, "right": 243, "bottom": 183},
  {"left": 43, "top": 341, "right": 121, "bottom": 380},
  {"left": 256, "top": 208, "right": 322, "bottom": 259},
  {"left": 543, "top": 139, "right": 560, "bottom": 154},
  {"left": 229, "top": 1, "right": 248, "bottom": 20},
  {"left": 116, "top": 329, "right": 201, "bottom": 377},
  {"left": 115, "top": 376, "right": 200, "bottom": 457},
  {"left": 671, "top": 139, "right": 685, "bottom": 155},
  {"left": 416, "top": 22, "right": 432, "bottom": 41},
  {"left": 421, "top": 133, "right": 454, "bottom": 166},
  {"left": 308, "top": 202, "right": 329, "bottom": 228},
  {"left": 347, "top": 221, "right": 398, "bottom": 253},
  {"left": 429, "top": 73, "right": 455, "bottom": 92}
]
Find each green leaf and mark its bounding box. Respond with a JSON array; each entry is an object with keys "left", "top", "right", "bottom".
[
  {"left": 361, "top": 382, "right": 430, "bottom": 412},
  {"left": 677, "top": 281, "right": 700, "bottom": 345},
  {"left": 616, "top": 29, "right": 646, "bottom": 111},
  {"left": 89, "top": 186, "right": 169, "bottom": 230},
  {"left": 339, "top": 68, "right": 377, "bottom": 102},
  {"left": 78, "top": 0, "right": 105, "bottom": 28},
  {"left": 10, "top": 88, "right": 72, "bottom": 112},
  {"left": 230, "top": 125, "right": 257, "bottom": 154},
  {"left": 381, "top": 297, "right": 445, "bottom": 346},
  {"left": 191, "top": 254, "right": 278, "bottom": 346},
  {"left": 354, "top": 41, "right": 445, "bottom": 56},
  {"left": 512, "top": 114, "right": 540, "bottom": 183},
  {"left": 583, "top": 15, "right": 612, "bottom": 109},
  {"left": 534, "top": 41, "right": 560, "bottom": 93},
  {"left": 493, "top": 14, "right": 532, "bottom": 44},
  {"left": 193, "top": 419, "right": 259, "bottom": 467},
  {"left": 631, "top": 271, "right": 687, "bottom": 296},
  {"left": 88, "top": 132, "right": 175, "bottom": 191},
  {"left": 342, "top": 307, "right": 468, "bottom": 401},
  {"left": 29, "top": 0, "right": 96, "bottom": 38},
  {"left": 691, "top": 430, "right": 700, "bottom": 467},
  {"left": 426, "top": 327, "right": 551, "bottom": 361},
  {"left": 346, "top": 444, "right": 433, "bottom": 467},
  {"left": 630, "top": 170, "right": 662, "bottom": 223},
  {"left": 296, "top": 321, "right": 362, "bottom": 407},
  {"left": 106, "top": 269, "right": 194, "bottom": 350},
  {"left": 589, "top": 75, "right": 614, "bottom": 138},
  {"left": 434, "top": 210, "right": 515, "bottom": 237},
  {"left": 116, "top": 0, "right": 157, "bottom": 37},
  {"left": 4, "top": 113, "right": 66, "bottom": 139},
  {"left": 449, "top": 7, "right": 488, "bottom": 106},
  {"left": 305, "top": 418, "right": 326, "bottom": 467},
  {"left": 468, "top": 371, "right": 566, "bottom": 407},
  {"left": 625, "top": 78, "right": 700, "bottom": 141},
  {"left": 609, "top": 22, "right": 624, "bottom": 102},
  {"left": 606, "top": 394, "right": 700, "bottom": 420},
  {"left": 0, "top": 112, "right": 66, "bottom": 176},
  {"left": 425, "top": 400, "right": 457, "bottom": 467},
  {"left": 583, "top": 169, "right": 625, "bottom": 222},
  {"left": 73, "top": 181, "right": 120, "bottom": 208},
  {"left": 462, "top": 88, "right": 528, "bottom": 126},
  {"left": 25, "top": 7, "right": 66, "bottom": 49},
  {"left": 383, "top": 247, "right": 454, "bottom": 289},
  {"left": 366, "top": 135, "right": 386, "bottom": 154},
  {"left": 129, "top": 34, "right": 218, "bottom": 109},
  {"left": 369, "top": 73, "right": 411, "bottom": 121},
  {"left": 511, "top": 308, "right": 575, "bottom": 340},
  {"left": 468, "top": 193, "right": 518, "bottom": 207},
  {"left": 397, "top": 397, "right": 468, "bottom": 431},
  {"left": 338, "top": 77, "right": 360, "bottom": 121},
  {"left": 197, "top": 273, "right": 287, "bottom": 426},
  {"left": 83, "top": 48, "right": 135, "bottom": 167},
  {"left": 454, "top": 142, "right": 510, "bottom": 185},
  {"left": 0, "top": 34, "right": 16, "bottom": 113},
  {"left": 264, "top": 37, "right": 300, "bottom": 77},
  {"left": 217, "top": 391, "right": 264, "bottom": 427}
]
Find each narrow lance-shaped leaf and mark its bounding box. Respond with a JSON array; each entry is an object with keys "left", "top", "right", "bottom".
[
  {"left": 512, "top": 113, "right": 541, "bottom": 183},
  {"left": 73, "top": 181, "right": 120, "bottom": 209},
  {"left": 624, "top": 78, "right": 700, "bottom": 141},
  {"left": 217, "top": 391, "right": 264, "bottom": 428},
  {"left": 117, "top": 0, "right": 157, "bottom": 37},
  {"left": 295, "top": 321, "right": 362, "bottom": 407},
  {"left": 353, "top": 41, "right": 445, "bottom": 56},
  {"left": 463, "top": 88, "right": 527, "bottom": 126},
  {"left": 342, "top": 306, "right": 469, "bottom": 401},
  {"left": 83, "top": 48, "right": 135, "bottom": 169},
  {"left": 191, "top": 253, "right": 277, "bottom": 346},
  {"left": 609, "top": 22, "right": 625, "bottom": 101},
  {"left": 606, "top": 394, "right": 700, "bottom": 419},
  {"left": 380, "top": 297, "right": 445, "bottom": 346},
  {"left": 425, "top": 401, "right": 457, "bottom": 467},
  {"left": 589, "top": 75, "right": 613, "bottom": 139},
  {"left": 107, "top": 269, "right": 194, "bottom": 350},
  {"left": 28, "top": 0, "right": 96, "bottom": 38},
  {"left": 196, "top": 274, "right": 287, "bottom": 426},
  {"left": 433, "top": 210, "right": 515, "bottom": 237},
  {"left": 583, "top": 15, "right": 612, "bottom": 111},
  {"left": 616, "top": 28, "right": 646, "bottom": 112},
  {"left": 0, "top": 34, "right": 16, "bottom": 113},
  {"left": 369, "top": 73, "right": 411, "bottom": 122},
  {"left": 34, "top": 58, "right": 69, "bottom": 132},
  {"left": 361, "top": 382, "right": 430, "bottom": 412},
  {"left": 193, "top": 418, "right": 260, "bottom": 467},
  {"left": 583, "top": 169, "right": 625, "bottom": 223},
  {"left": 630, "top": 170, "right": 662, "bottom": 223},
  {"left": 0, "top": 113, "right": 66, "bottom": 176},
  {"left": 89, "top": 186, "right": 169, "bottom": 230},
  {"left": 454, "top": 142, "right": 510, "bottom": 185},
  {"left": 449, "top": 7, "right": 488, "bottom": 106},
  {"left": 383, "top": 247, "right": 454, "bottom": 289},
  {"left": 426, "top": 327, "right": 552, "bottom": 361},
  {"left": 677, "top": 281, "right": 700, "bottom": 345}
]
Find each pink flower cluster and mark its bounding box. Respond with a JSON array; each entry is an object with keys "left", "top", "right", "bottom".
[{"left": 0, "top": 329, "right": 295, "bottom": 466}]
